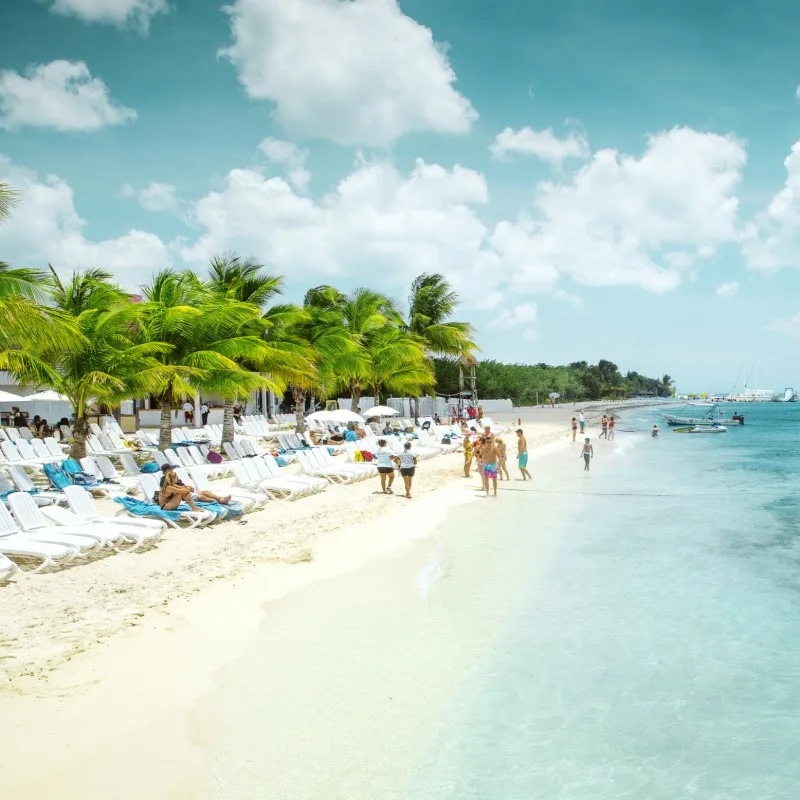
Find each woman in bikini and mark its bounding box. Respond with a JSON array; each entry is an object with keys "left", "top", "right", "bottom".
[
  {"left": 158, "top": 465, "right": 231, "bottom": 511},
  {"left": 463, "top": 433, "right": 474, "bottom": 478},
  {"left": 580, "top": 438, "right": 594, "bottom": 471}
]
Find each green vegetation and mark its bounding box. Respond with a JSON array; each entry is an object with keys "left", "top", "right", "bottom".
[{"left": 433, "top": 359, "right": 675, "bottom": 405}]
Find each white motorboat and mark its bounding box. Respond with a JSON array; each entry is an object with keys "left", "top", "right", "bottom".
[{"left": 662, "top": 403, "right": 744, "bottom": 426}]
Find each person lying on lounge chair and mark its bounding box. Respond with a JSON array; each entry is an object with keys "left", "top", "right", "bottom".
[{"left": 158, "top": 465, "right": 230, "bottom": 511}]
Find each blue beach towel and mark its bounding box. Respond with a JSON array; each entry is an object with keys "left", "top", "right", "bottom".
[
  {"left": 62, "top": 459, "right": 100, "bottom": 486},
  {"left": 140, "top": 461, "right": 159, "bottom": 473},
  {"left": 43, "top": 462, "right": 71, "bottom": 491},
  {"left": 113, "top": 495, "right": 184, "bottom": 523}
]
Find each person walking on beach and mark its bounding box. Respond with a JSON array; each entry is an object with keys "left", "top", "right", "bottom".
[
  {"left": 578, "top": 412, "right": 585, "bottom": 435},
  {"left": 581, "top": 438, "right": 594, "bottom": 471},
  {"left": 463, "top": 433, "right": 474, "bottom": 478},
  {"left": 481, "top": 436, "right": 500, "bottom": 497},
  {"left": 516, "top": 428, "right": 532, "bottom": 481},
  {"left": 182, "top": 400, "right": 194, "bottom": 424},
  {"left": 374, "top": 439, "right": 395, "bottom": 494},
  {"left": 608, "top": 416, "right": 615, "bottom": 441},
  {"left": 496, "top": 437, "right": 510, "bottom": 481},
  {"left": 394, "top": 441, "right": 418, "bottom": 499},
  {"left": 600, "top": 415, "right": 608, "bottom": 439},
  {"left": 571, "top": 417, "right": 578, "bottom": 442}
]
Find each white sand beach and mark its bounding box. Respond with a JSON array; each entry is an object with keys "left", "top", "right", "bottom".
[{"left": 0, "top": 402, "right": 661, "bottom": 798}]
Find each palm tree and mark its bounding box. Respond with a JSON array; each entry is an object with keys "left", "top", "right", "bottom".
[
  {"left": 139, "top": 269, "right": 282, "bottom": 451},
  {"left": 367, "top": 325, "right": 434, "bottom": 404},
  {"left": 659, "top": 374, "right": 676, "bottom": 397},
  {"left": 32, "top": 269, "right": 170, "bottom": 459},
  {"left": 407, "top": 273, "right": 476, "bottom": 420},
  {"left": 205, "top": 253, "right": 311, "bottom": 444},
  {"left": 286, "top": 291, "right": 364, "bottom": 432}
]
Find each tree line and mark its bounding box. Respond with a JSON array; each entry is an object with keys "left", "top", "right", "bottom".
[{"left": 433, "top": 358, "right": 675, "bottom": 405}]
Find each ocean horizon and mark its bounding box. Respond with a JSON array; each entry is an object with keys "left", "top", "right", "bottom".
[{"left": 191, "top": 403, "right": 800, "bottom": 799}]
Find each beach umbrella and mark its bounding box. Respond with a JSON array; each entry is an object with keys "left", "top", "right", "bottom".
[
  {"left": 0, "top": 390, "right": 24, "bottom": 403},
  {"left": 361, "top": 405, "right": 400, "bottom": 417},
  {"left": 21, "top": 390, "right": 71, "bottom": 403},
  {"left": 549, "top": 392, "right": 560, "bottom": 400},
  {"left": 306, "top": 409, "right": 365, "bottom": 424}
]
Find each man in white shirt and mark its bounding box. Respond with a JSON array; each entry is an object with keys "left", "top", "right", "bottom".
[
  {"left": 201, "top": 402, "right": 209, "bottom": 425},
  {"left": 182, "top": 400, "right": 194, "bottom": 424}
]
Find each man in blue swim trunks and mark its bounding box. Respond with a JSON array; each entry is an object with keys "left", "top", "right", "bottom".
[{"left": 516, "top": 429, "right": 532, "bottom": 481}]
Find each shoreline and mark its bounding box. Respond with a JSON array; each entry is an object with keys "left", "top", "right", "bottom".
[{"left": 0, "top": 417, "right": 577, "bottom": 796}]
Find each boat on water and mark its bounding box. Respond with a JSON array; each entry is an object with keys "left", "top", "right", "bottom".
[
  {"left": 661, "top": 403, "right": 744, "bottom": 426},
  {"left": 674, "top": 424, "right": 727, "bottom": 434}
]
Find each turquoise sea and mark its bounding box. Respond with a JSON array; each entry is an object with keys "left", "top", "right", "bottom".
[{"left": 195, "top": 404, "right": 800, "bottom": 799}]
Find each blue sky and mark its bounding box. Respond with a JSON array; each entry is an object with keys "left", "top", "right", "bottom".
[{"left": 2, "top": 0, "right": 800, "bottom": 393}]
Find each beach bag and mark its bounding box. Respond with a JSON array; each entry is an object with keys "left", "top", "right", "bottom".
[
  {"left": 441, "top": 435, "right": 452, "bottom": 445},
  {"left": 206, "top": 450, "right": 223, "bottom": 464},
  {"left": 353, "top": 450, "right": 365, "bottom": 462},
  {"left": 359, "top": 450, "right": 374, "bottom": 462},
  {"left": 62, "top": 459, "right": 99, "bottom": 487}
]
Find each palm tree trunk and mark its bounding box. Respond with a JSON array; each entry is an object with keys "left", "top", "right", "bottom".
[
  {"left": 70, "top": 414, "right": 88, "bottom": 460},
  {"left": 349, "top": 380, "right": 361, "bottom": 412},
  {"left": 413, "top": 396, "right": 421, "bottom": 423},
  {"left": 222, "top": 399, "right": 235, "bottom": 445},
  {"left": 293, "top": 387, "right": 307, "bottom": 433},
  {"left": 158, "top": 406, "right": 173, "bottom": 452}
]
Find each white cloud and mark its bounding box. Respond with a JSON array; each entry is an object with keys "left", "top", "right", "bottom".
[
  {"left": 42, "top": 0, "right": 168, "bottom": 31},
  {"left": 490, "top": 302, "right": 538, "bottom": 329},
  {"left": 258, "top": 138, "right": 311, "bottom": 190},
  {"left": 181, "top": 157, "right": 493, "bottom": 305},
  {"left": 742, "top": 140, "right": 800, "bottom": 271},
  {"left": 220, "top": 0, "right": 477, "bottom": 146},
  {"left": 120, "top": 181, "right": 179, "bottom": 212},
  {"left": 490, "top": 126, "right": 590, "bottom": 165},
  {"left": 0, "top": 156, "right": 170, "bottom": 284},
  {"left": 769, "top": 312, "right": 800, "bottom": 336},
  {"left": 553, "top": 288, "right": 584, "bottom": 308},
  {"left": 716, "top": 280, "right": 739, "bottom": 296},
  {"left": 493, "top": 126, "right": 746, "bottom": 294},
  {"left": 177, "top": 127, "right": 746, "bottom": 305},
  {"left": 0, "top": 60, "right": 136, "bottom": 132}
]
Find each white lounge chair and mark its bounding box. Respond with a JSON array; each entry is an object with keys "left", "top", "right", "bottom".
[
  {"left": 0, "top": 551, "right": 18, "bottom": 581},
  {"left": 0, "top": 502, "right": 79, "bottom": 572},
  {"left": 181, "top": 467, "right": 267, "bottom": 511},
  {"left": 62, "top": 485, "right": 165, "bottom": 551},
  {"left": 7, "top": 492, "right": 106, "bottom": 556}
]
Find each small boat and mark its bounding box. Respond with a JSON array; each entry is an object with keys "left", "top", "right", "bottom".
[
  {"left": 662, "top": 403, "right": 743, "bottom": 426},
  {"left": 674, "top": 425, "right": 727, "bottom": 434}
]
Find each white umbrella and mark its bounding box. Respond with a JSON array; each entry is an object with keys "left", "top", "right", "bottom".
[
  {"left": 361, "top": 405, "right": 400, "bottom": 417},
  {"left": 306, "top": 409, "right": 365, "bottom": 424},
  {"left": 20, "top": 390, "right": 71, "bottom": 403},
  {"left": 0, "top": 390, "right": 24, "bottom": 403}
]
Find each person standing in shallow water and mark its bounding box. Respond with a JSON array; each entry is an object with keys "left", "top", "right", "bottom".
[
  {"left": 578, "top": 412, "right": 585, "bottom": 435},
  {"left": 600, "top": 415, "right": 608, "bottom": 439},
  {"left": 571, "top": 417, "right": 578, "bottom": 442},
  {"left": 581, "top": 438, "right": 594, "bottom": 471},
  {"left": 608, "top": 416, "right": 615, "bottom": 441},
  {"left": 516, "top": 428, "right": 532, "bottom": 481}
]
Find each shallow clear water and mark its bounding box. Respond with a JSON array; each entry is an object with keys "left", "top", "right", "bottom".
[{"left": 195, "top": 404, "right": 800, "bottom": 799}]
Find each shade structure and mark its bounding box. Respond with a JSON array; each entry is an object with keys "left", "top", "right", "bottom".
[
  {"left": 305, "top": 409, "right": 365, "bottom": 424},
  {"left": 0, "top": 390, "right": 24, "bottom": 403},
  {"left": 361, "top": 406, "right": 400, "bottom": 417},
  {"left": 20, "top": 390, "right": 71, "bottom": 403}
]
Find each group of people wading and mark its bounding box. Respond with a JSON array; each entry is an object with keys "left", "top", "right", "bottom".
[{"left": 463, "top": 425, "right": 532, "bottom": 497}]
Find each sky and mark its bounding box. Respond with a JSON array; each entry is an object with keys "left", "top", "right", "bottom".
[{"left": 2, "top": 0, "right": 800, "bottom": 393}]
